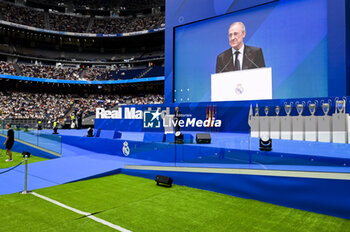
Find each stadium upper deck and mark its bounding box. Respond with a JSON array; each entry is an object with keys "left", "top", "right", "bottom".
[{"left": 0, "top": 1, "right": 165, "bottom": 35}]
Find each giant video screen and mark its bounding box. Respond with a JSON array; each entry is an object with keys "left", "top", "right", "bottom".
[{"left": 174, "top": 0, "right": 328, "bottom": 102}]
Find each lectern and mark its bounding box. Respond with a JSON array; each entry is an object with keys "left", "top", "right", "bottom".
[{"left": 211, "top": 67, "right": 272, "bottom": 101}]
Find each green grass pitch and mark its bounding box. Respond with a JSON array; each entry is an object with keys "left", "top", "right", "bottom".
[
  {"left": 0, "top": 174, "right": 349, "bottom": 232},
  {"left": 0, "top": 149, "right": 48, "bottom": 169}
]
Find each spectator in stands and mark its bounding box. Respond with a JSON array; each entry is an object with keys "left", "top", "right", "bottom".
[
  {"left": 49, "top": 13, "right": 90, "bottom": 33},
  {"left": 0, "top": 2, "right": 45, "bottom": 29},
  {"left": 90, "top": 14, "right": 165, "bottom": 34},
  {"left": 0, "top": 61, "right": 17, "bottom": 76},
  {"left": 18, "top": 63, "right": 83, "bottom": 80}
]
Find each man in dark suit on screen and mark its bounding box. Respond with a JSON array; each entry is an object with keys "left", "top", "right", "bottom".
[{"left": 216, "top": 22, "right": 265, "bottom": 73}]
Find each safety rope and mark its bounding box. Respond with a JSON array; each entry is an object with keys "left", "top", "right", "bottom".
[{"left": 0, "top": 161, "right": 25, "bottom": 175}]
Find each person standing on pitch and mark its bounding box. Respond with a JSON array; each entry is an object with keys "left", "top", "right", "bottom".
[{"left": 4, "top": 123, "right": 14, "bottom": 162}]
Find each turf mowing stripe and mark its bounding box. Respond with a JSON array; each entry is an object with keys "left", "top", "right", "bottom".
[{"left": 31, "top": 192, "right": 132, "bottom": 232}]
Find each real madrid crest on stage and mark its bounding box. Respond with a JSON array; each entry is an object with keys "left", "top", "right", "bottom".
[{"left": 122, "top": 141, "right": 130, "bottom": 156}]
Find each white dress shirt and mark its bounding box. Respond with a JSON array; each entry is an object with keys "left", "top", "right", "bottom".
[{"left": 232, "top": 44, "right": 244, "bottom": 70}]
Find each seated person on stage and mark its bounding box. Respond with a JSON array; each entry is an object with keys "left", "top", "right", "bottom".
[
  {"left": 174, "top": 107, "right": 181, "bottom": 133},
  {"left": 216, "top": 22, "right": 265, "bottom": 73}
]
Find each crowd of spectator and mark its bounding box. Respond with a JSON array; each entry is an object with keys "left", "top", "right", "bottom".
[
  {"left": 1, "top": 61, "right": 163, "bottom": 81},
  {"left": 0, "top": 2, "right": 165, "bottom": 34},
  {"left": 130, "top": 94, "right": 163, "bottom": 105},
  {"left": 0, "top": 2, "right": 45, "bottom": 29},
  {"left": 0, "top": 91, "right": 164, "bottom": 120},
  {"left": 90, "top": 14, "right": 165, "bottom": 34},
  {"left": 19, "top": 63, "right": 82, "bottom": 80},
  {"left": 18, "top": 63, "right": 115, "bottom": 81},
  {"left": 49, "top": 13, "right": 90, "bottom": 33},
  {"left": 0, "top": 61, "right": 17, "bottom": 76},
  {"left": 71, "top": 0, "right": 115, "bottom": 9},
  {"left": 71, "top": 0, "right": 164, "bottom": 10},
  {"left": 0, "top": 92, "right": 73, "bottom": 120},
  {"left": 82, "top": 67, "right": 114, "bottom": 81},
  {"left": 118, "top": 0, "right": 164, "bottom": 9}
]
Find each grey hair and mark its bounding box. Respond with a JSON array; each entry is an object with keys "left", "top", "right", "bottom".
[{"left": 229, "top": 22, "right": 246, "bottom": 33}]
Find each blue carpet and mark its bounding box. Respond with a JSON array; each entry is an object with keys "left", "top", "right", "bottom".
[{"left": 0, "top": 147, "right": 124, "bottom": 195}]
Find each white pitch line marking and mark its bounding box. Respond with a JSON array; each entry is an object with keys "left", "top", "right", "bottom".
[{"left": 31, "top": 192, "right": 132, "bottom": 232}]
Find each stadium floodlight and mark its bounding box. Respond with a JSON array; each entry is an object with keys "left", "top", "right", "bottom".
[
  {"left": 155, "top": 175, "right": 173, "bottom": 187},
  {"left": 175, "top": 131, "right": 184, "bottom": 144}
]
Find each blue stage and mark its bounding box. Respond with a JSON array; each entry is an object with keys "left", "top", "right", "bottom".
[
  {"left": 58, "top": 129, "right": 350, "bottom": 172},
  {"left": 1, "top": 129, "right": 350, "bottom": 220}
]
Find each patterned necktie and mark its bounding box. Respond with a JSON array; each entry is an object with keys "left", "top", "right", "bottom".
[{"left": 234, "top": 51, "right": 240, "bottom": 71}]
